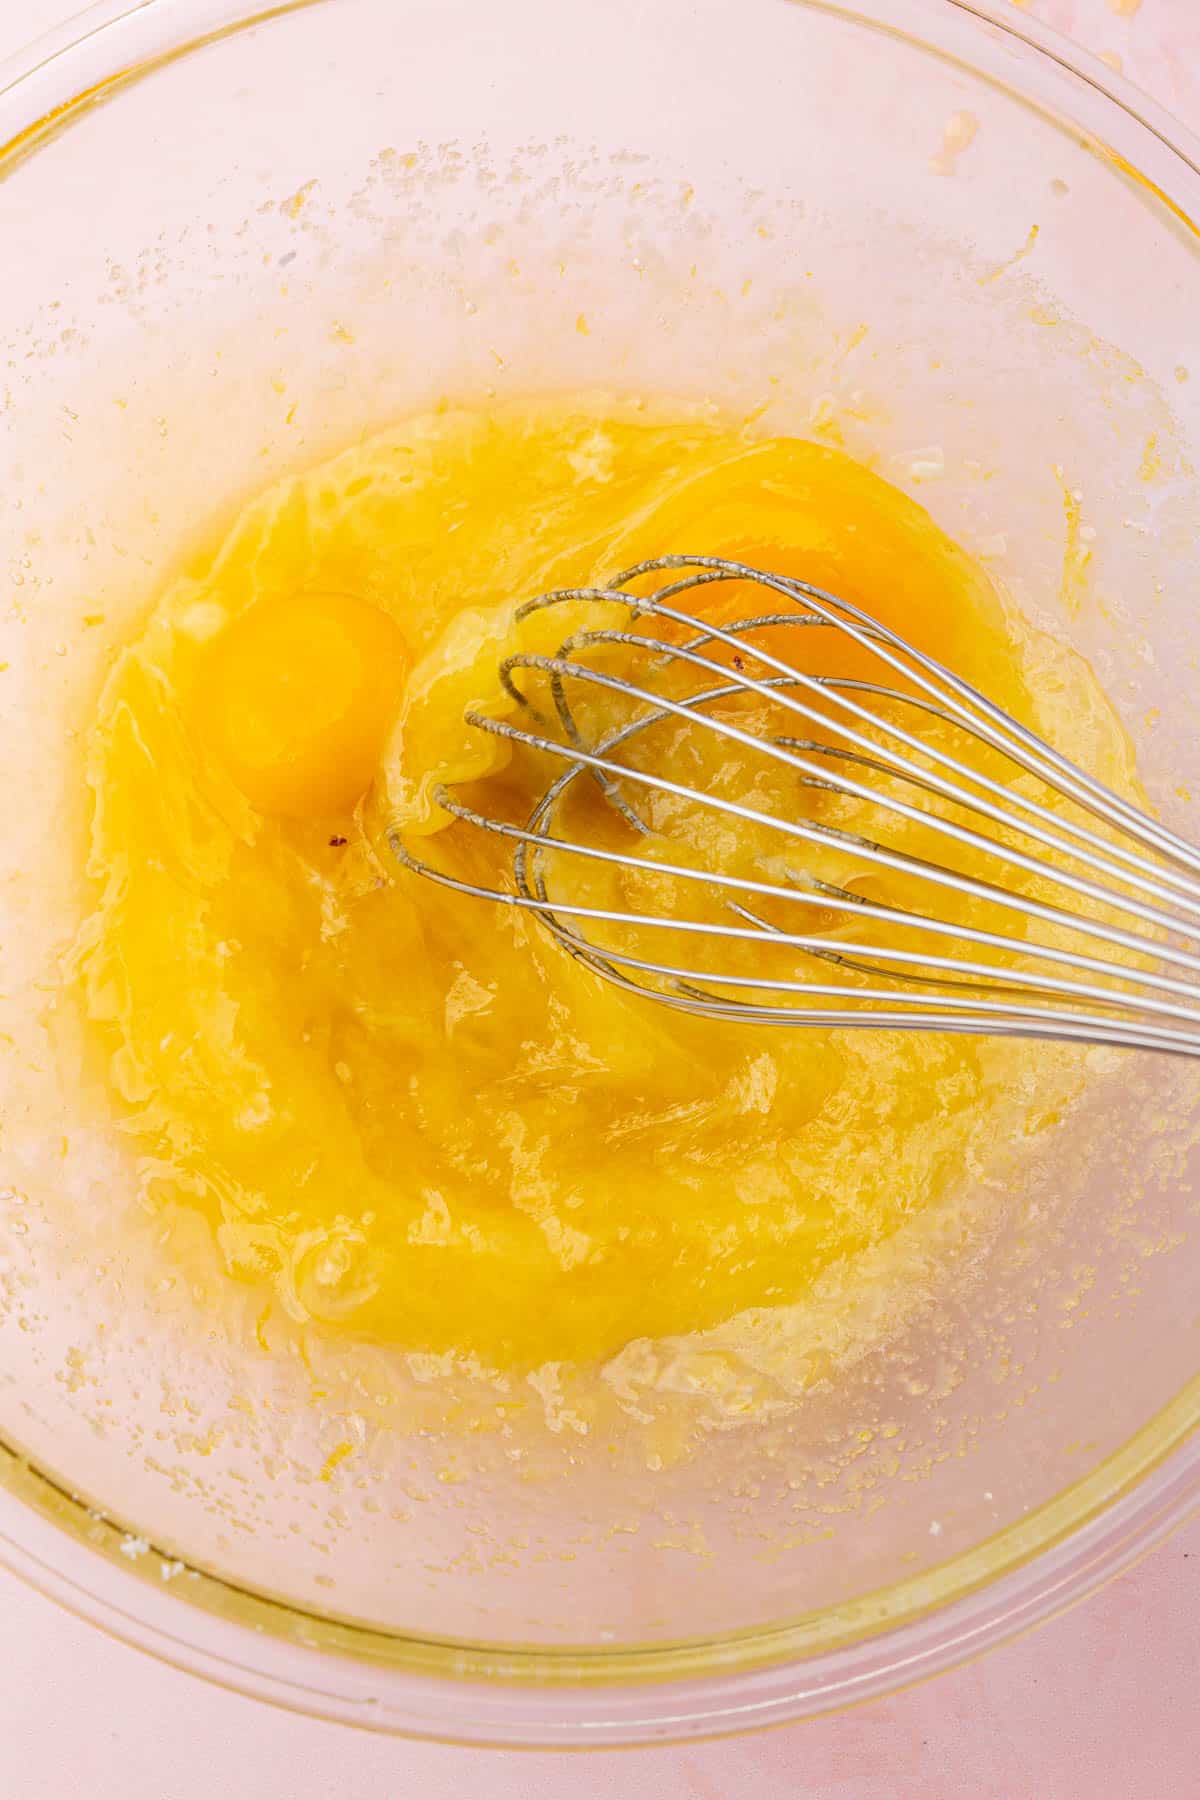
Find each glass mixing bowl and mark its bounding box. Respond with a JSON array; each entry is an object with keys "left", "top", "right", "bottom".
[{"left": 0, "top": 0, "right": 1198, "bottom": 1747}]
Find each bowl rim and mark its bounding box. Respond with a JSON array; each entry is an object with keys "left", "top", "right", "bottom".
[{"left": 0, "top": 0, "right": 1197, "bottom": 1747}]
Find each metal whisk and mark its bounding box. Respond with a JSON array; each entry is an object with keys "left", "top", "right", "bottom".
[{"left": 388, "top": 556, "right": 1200, "bottom": 1057}]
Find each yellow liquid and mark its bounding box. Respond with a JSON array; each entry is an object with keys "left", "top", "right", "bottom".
[{"left": 78, "top": 399, "right": 1132, "bottom": 1371}]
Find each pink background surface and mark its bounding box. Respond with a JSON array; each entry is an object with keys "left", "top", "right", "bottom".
[{"left": 3, "top": 3, "right": 1198, "bottom": 1795}]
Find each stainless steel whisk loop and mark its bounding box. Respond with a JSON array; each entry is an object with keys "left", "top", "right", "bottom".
[{"left": 388, "top": 556, "right": 1200, "bottom": 1057}]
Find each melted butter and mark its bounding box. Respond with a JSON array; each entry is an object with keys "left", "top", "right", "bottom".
[{"left": 77, "top": 397, "right": 1135, "bottom": 1372}]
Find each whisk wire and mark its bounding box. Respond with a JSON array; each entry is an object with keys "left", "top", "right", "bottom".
[{"left": 388, "top": 557, "right": 1200, "bottom": 1057}]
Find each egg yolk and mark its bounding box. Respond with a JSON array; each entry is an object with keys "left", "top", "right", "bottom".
[{"left": 196, "top": 590, "right": 408, "bottom": 819}]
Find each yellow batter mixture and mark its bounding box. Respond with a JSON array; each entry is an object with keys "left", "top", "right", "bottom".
[{"left": 76, "top": 399, "right": 1134, "bottom": 1371}]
